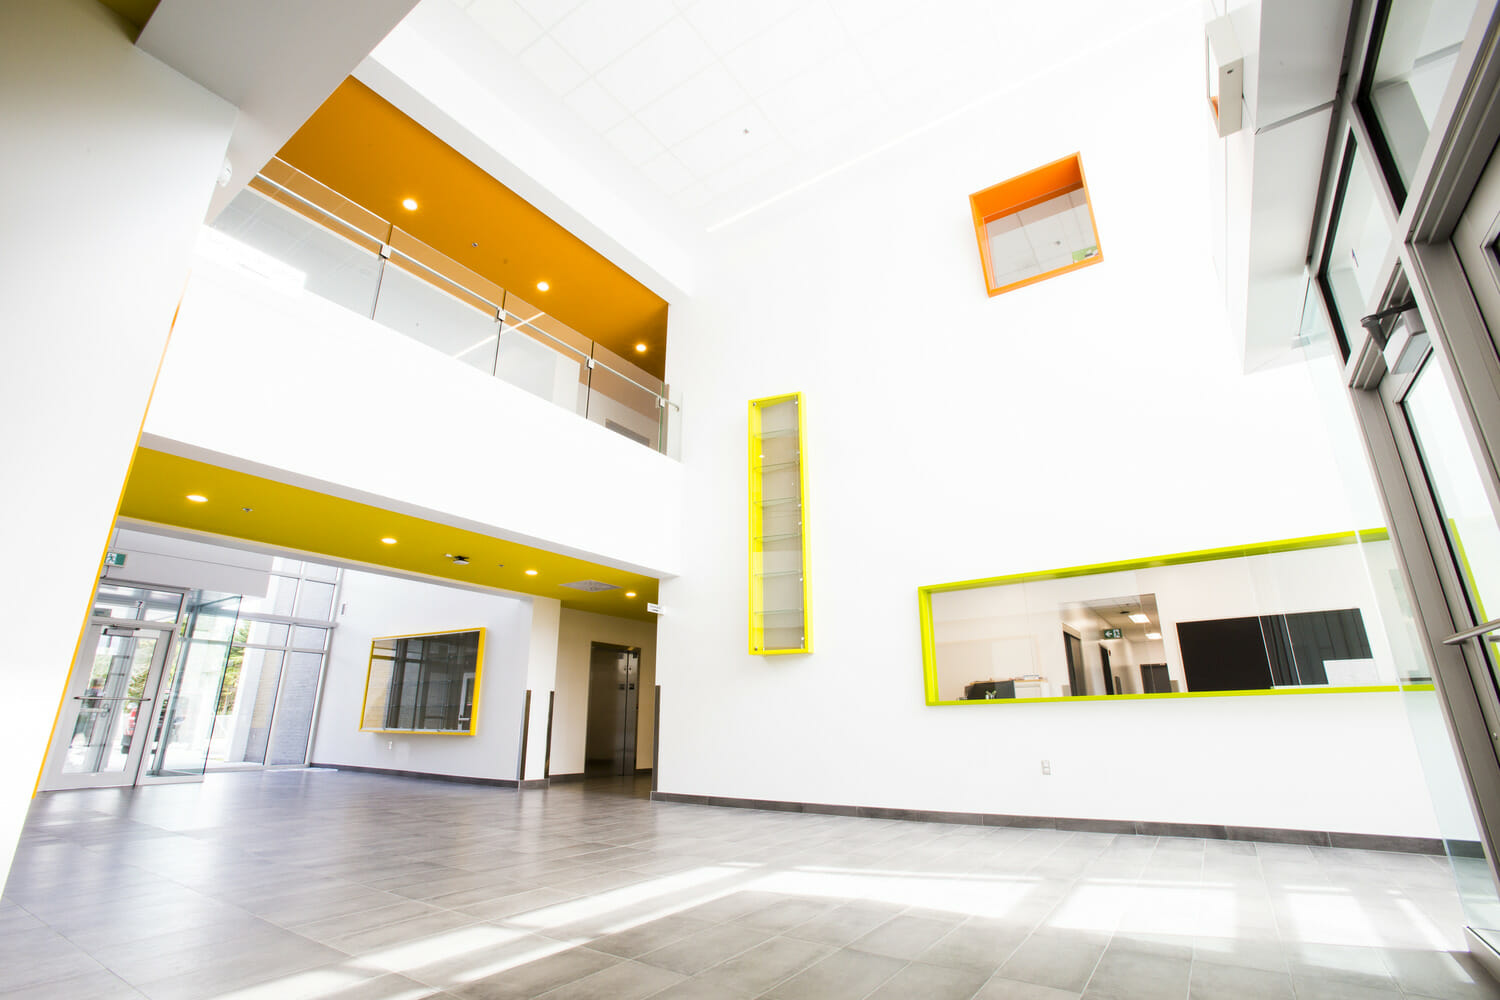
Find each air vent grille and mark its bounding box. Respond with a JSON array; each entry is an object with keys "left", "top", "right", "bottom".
[{"left": 559, "top": 580, "right": 620, "bottom": 592}]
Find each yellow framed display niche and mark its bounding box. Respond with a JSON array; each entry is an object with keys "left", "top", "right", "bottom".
[
  {"left": 749, "top": 392, "right": 812, "bottom": 655},
  {"left": 918, "top": 529, "right": 1431, "bottom": 706},
  {"left": 360, "top": 627, "right": 486, "bottom": 734}
]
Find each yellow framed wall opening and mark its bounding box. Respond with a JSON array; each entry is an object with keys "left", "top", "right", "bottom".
[
  {"left": 918, "top": 530, "right": 1428, "bottom": 705},
  {"left": 360, "top": 627, "right": 486, "bottom": 734},
  {"left": 749, "top": 393, "right": 811, "bottom": 655}
]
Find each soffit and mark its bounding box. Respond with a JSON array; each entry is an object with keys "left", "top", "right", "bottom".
[
  {"left": 120, "top": 448, "right": 660, "bottom": 621},
  {"left": 452, "top": 0, "right": 1170, "bottom": 228},
  {"left": 276, "top": 78, "right": 669, "bottom": 378}
]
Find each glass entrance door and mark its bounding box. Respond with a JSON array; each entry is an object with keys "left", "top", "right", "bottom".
[
  {"left": 142, "top": 593, "right": 242, "bottom": 781},
  {"left": 41, "top": 623, "right": 172, "bottom": 790}
]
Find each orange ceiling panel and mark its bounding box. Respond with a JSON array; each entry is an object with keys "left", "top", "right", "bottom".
[{"left": 276, "top": 79, "right": 668, "bottom": 378}]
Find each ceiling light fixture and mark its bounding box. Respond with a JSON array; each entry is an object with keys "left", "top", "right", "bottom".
[
  {"left": 525, "top": 569, "right": 538, "bottom": 576},
  {"left": 1146, "top": 632, "right": 1162, "bottom": 640},
  {"left": 401, "top": 197, "right": 418, "bottom": 211},
  {"left": 1128, "top": 613, "right": 1151, "bottom": 624},
  {"left": 186, "top": 494, "right": 208, "bottom": 503},
  {"left": 380, "top": 537, "right": 397, "bottom": 545},
  {"left": 634, "top": 343, "right": 647, "bottom": 353},
  {"left": 625, "top": 591, "right": 637, "bottom": 598},
  {"left": 536, "top": 281, "right": 550, "bottom": 292}
]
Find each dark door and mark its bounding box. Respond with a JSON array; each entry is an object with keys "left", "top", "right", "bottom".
[
  {"left": 1099, "top": 646, "right": 1114, "bottom": 695},
  {"left": 1064, "top": 632, "right": 1085, "bottom": 696}
]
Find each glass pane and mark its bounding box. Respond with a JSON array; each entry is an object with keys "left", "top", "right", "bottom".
[
  {"left": 291, "top": 625, "right": 328, "bottom": 650},
  {"left": 62, "top": 632, "right": 159, "bottom": 774},
  {"left": 238, "top": 575, "right": 298, "bottom": 617},
  {"left": 266, "top": 651, "right": 324, "bottom": 765},
  {"left": 240, "top": 620, "right": 289, "bottom": 647},
  {"left": 302, "top": 560, "right": 339, "bottom": 583},
  {"left": 1325, "top": 142, "right": 1393, "bottom": 339},
  {"left": 272, "top": 557, "right": 304, "bottom": 575},
  {"left": 1366, "top": 0, "right": 1478, "bottom": 192},
  {"left": 495, "top": 327, "right": 586, "bottom": 411},
  {"left": 1403, "top": 359, "right": 1500, "bottom": 623},
  {"left": 92, "top": 585, "right": 183, "bottom": 623},
  {"left": 206, "top": 189, "right": 382, "bottom": 315},
  {"left": 985, "top": 188, "right": 1099, "bottom": 288},
  {"left": 147, "top": 593, "right": 241, "bottom": 778},
  {"left": 207, "top": 647, "right": 284, "bottom": 768},
  {"left": 293, "top": 580, "right": 336, "bottom": 621},
  {"left": 371, "top": 261, "right": 501, "bottom": 375}
]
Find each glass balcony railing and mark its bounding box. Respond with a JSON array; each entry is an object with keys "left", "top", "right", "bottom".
[{"left": 203, "top": 158, "right": 680, "bottom": 457}]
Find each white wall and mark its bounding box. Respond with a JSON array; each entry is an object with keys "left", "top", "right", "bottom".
[
  {"left": 103, "top": 526, "right": 273, "bottom": 598},
  {"left": 552, "top": 609, "right": 657, "bottom": 775},
  {"left": 144, "top": 253, "right": 683, "bottom": 578},
  {"left": 654, "top": 10, "right": 1443, "bottom": 837},
  {"left": 310, "top": 569, "right": 532, "bottom": 782},
  {"left": 0, "top": 0, "right": 234, "bottom": 879}
]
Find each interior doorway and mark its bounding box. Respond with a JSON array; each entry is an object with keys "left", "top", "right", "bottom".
[{"left": 584, "top": 642, "right": 641, "bottom": 776}]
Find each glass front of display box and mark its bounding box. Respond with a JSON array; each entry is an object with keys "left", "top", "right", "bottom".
[{"left": 361, "top": 628, "right": 484, "bottom": 734}]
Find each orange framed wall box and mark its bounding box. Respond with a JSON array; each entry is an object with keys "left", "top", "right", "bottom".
[{"left": 970, "top": 153, "right": 1103, "bottom": 297}]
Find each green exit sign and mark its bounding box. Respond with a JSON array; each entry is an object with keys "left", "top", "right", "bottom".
[
  {"left": 104, "top": 552, "right": 126, "bottom": 568},
  {"left": 1102, "top": 628, "right": 1122, "bottom": 639}
]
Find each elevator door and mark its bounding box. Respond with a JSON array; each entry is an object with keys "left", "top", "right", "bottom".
[{"left": 584, "top": 643, "right": 640, "bottom": 776}]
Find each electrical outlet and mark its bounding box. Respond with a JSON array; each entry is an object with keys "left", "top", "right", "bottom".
[
  {"left": 386, "top": 740, "right": 393, "bottom": 750},
  {"left": 1041, "top": 759, "right": 1051, "bottom": 775}
]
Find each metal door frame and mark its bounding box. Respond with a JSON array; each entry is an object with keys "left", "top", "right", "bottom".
[{"left": 40, "top": 615, "right": 180, "bottom": 791}]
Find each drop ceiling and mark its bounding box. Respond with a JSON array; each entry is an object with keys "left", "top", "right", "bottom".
[{"left": 451, "top": 0, "right": 1172, "bottom": 227}]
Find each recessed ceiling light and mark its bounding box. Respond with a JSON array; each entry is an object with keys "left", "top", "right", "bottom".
[
  {"left": 625, "top": 591, "right": 637, "bottom": 598},
  {"left": 536, "top": 281, "right": 549, "bottom": 292},
  {"left": 1146, "top": 632, "right": 1162, "bottom": 640},
  {"left": 634, "top": 343, "right": 647, "bottom": 353},
  {"left": 401, "top": 197, "right": 418, "bottom": 211},
  {"left": 380, "top": 537, "right": 397, "bottom": 545},
  {"left": 1128, "top": 613, "right": 1151, "bottom": 624},
  {"left": 186, "top": 494, "right": 207, "bottom": 503},
  {"left": 525, "top": 569, "right": 538, "bottom": 576}
]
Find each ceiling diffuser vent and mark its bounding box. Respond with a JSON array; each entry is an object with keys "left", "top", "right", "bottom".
[{"left": 559, "top": 580, "right": 620, "bottom": 592}]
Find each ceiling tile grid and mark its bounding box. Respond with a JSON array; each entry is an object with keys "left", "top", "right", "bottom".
[{"left": 455, "top": 0, "right": 1171, "bottom": 225}]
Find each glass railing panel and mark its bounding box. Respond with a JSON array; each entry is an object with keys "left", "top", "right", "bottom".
[
  {"left": 495, "top": 325, "right": 587, "bottom": 412},
  {"left": 259, "top": 158, "right": 390, "bottom": 244},
  {"left": 210, "top": 187, "right": 383, "bottom": 316},
  {"left": 389, "top": 228, "right": 505, "bottom": 312},
  {"left": 587, "top": 342, "right": 667, "bottom": 449},
  {"left": 372, "top": 258, "right": 501, "bottom": 375}
]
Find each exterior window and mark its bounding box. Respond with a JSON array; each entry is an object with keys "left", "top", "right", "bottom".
[
  {"left": 1360, "top": 0, "right": 1479, "bottom": 203},
  {"left": 970, "top": 153, "right": 1102, "bottom": 297}
]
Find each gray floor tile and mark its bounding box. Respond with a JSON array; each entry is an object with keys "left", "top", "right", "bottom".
[
  {"left": 1080, "top": 946, "right": 1190, "bottom": 999},
  {"left": 785, "top": 901, "right": 905, "bottom": 947},
  {"left": 534, "top": 959, "right": 684, "bottom": 1000},
  {"left": 1287, "top": 975, "right": 1401, "bottom": 999},
  {"left": 587, "top": 914, "right": 713, "bottom": 958},
  {"left": 763, "top": 947, "right": 907, "bottom": 999},
  {"left": 998, "top": 931, "right": 1108, "bottom": 993},
  {"left": 850, "top": 913, "right": 964, "bottom": 961},
  {"left": 1187, "top": 961, "right": 1293, "bottom": 1000},
  {"left": 917, "top": 919, "right": 1031, "bottom": 974},
  {"left": 692, "top": 934, "right": 831, "bottom": 994},
  {"left": 971, "top": 976, "right": 1081, "bottom": 999},
  {"left": 865, "top": 961, "right": 990, "bottom": 1000},
  {"left": 637, "top": 922, "right": 775, "bottom": 975}
]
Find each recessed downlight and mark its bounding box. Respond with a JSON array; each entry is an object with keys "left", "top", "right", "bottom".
[
  {"left": 536, "top": 280, "right": 550, "bottom": 292},
  {"left": 186, "top": 494, "right": 208, "bottom": 503},
  {"left": 524, "top": 569, "right": 538, "bottom": 576},
  {"left": 401, "top": 197, "right": 418, "bottom": 211},
  {"left": 634, "top": 343, "right": 647, "bottom": 353},
  {"left": 625, "top": 591, "right": 637, "bottom": 598},
  {"left": 380, "top": 537, "right": 397, "bottom": 545}
]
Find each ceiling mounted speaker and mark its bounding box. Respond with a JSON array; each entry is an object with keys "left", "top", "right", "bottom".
[{"left": 1205, "top": 15, "right": 1244, "bottom": 137}]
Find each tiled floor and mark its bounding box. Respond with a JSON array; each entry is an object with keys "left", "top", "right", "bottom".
[{"left": 3, "top": 771, "right": 1498, "bottom": 1000}]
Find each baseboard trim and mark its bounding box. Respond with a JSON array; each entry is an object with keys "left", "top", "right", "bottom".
[
  {"left": 311, "top": 762, "right": 519, "bottom": 788},
  {"left": 635, "top": 767, "right": 654, "bottom": 776},
  {"left": 547, "top": 772, "right": 587, "bottom": 784},
  {"left": 648, "top": 791, "right": 1451, "bottom": 855}
]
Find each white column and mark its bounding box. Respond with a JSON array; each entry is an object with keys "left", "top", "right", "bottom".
[
  {"left": 522, "top": 597, "right": 562, "bottom": 782},
  {"left": 0, "top": 0, "right": 234, "bottom": 877}
]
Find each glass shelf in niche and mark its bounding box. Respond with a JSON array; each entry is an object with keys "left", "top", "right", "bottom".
[
  {"left": 756, "top": 530, "right": 802, "bottom": 543},
  {"left": 753, "top": 569, "right": 803, "bottom": 579},
  {"left": 756, "top": 459, "right": 801, "bottom": 473},
  {"left": 755, "top": 608, "right": 805, "bottom": 618},
  {"left": 754, "top": 426, "right": 800, "bottom": 440},
  {"left": 757, "top": 495, "right": 801, "bottom": 508}
]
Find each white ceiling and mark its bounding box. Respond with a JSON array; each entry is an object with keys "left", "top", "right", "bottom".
[{"left": 450, "top": 0, "right": 1176, "bottom": 228}]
